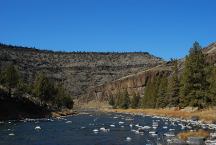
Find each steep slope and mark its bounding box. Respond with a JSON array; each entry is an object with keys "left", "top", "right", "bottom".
[
  {"left": 85, "top": 64, "right": 172, "bottom": 102},
  {"left": 0, "top": 44, "right": 164, "bottom": 97},
  {"left": 0, "top": 86, "right": 51, "bottom": 120},
  {"left": 203, "top": 42, "right": 216, "bottom": 64},
  {"left": 85, "top": 42, "right": 216, "bottom": 102}
]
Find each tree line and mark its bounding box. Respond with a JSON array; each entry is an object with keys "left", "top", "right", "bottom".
[
  {"left": 109, "top": 42, "right": 216, "bottom": 109},
  {"left": 0, "top": 65, "right": 74, "bottom": 109}
]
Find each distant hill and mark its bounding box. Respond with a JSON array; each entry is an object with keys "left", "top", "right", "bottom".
[{"left": 0, "top": 43, "right": 164, "bottom": 98}]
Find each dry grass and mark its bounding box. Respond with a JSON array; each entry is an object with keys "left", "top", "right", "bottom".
[
  {"left": 103, "top": 108, "right": 216, "bottom": 123},
  {"left": 178, "top": 129, "right": 209, "bottom": 141},
  {"left": 75, "top": 100, "right": 111, "bottom": 110}
]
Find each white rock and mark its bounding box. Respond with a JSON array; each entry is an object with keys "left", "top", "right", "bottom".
[
  {"left": 8, "top": 133, "right": 15, "bottom": 136},
  {"left": 126, "top": 137, "right": 132, "bottom": 141},
  {"left": 65, "top": 121, "right": 72, "bottom": 124},
  {"left": 119, "top": 121, "right": 124, "bottom": 125},
  {"left": 163, "top": 126, "right": 168, "bottom": 129},
  {"left": 93, "top": 129, "right": 99, "bottom": 133},
  {"left": 142, "top": 126, "right": 151, "bottom": 129},
  {"left": 110, "top": 124, "right": 115, "bottom": 127},
  {"left": 100, "top": 127, "right": 110, "bottom": 132},
  {"left": 35, "top": 126, "right": 41, "bottom": 130}
]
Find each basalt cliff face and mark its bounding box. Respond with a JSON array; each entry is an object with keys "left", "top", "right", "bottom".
[
  {"left": 85, "top": 42, "right": 216, "bottom": 102},
  {"left": 85, "top": 64, "right": 172, "bottom": 102},
  {"left": 0, "top": 44, "right": 164, "bottom": 98}
]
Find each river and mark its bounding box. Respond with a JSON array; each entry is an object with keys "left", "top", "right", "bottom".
[{"left": 0, "top": 111, "right": 215, "bottom": 145}]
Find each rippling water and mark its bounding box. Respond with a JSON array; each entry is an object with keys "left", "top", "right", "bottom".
[{"left": 0, "top": 112, "right": 213, "bottom": 145}]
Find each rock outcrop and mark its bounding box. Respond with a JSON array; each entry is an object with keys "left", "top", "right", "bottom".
[{"left": 85, "top": 64, "right": 172, "bottom": 101}]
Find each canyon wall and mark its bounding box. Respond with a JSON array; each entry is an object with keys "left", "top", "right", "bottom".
[
  {"left": 0, "top": 44, "right": 164, "bottom": 97},
  {"left": 85, "top": 64, "right": 173, "bottom": 101}
]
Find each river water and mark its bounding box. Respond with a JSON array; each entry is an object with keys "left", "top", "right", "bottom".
[{"left": 0, "top": 111, "right": 215, "bottom": 145}]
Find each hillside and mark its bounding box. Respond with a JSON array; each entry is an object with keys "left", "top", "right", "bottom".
[
  {"left": 85, "top": 42, "right": 216, "bottom": 104},
  {"left": 0, "top": 44, "right": 164, "bottom": 98}
]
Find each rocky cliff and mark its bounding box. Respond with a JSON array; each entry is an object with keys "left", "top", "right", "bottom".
[
  {"left": 0, "top": 44, "right": 164, "bottom": 98},
  {"left": 85, "top": 42, "right": 216, "bottom": 102},
  {"left": 85, "top": 64, "right": 172, "bottom": 102}
]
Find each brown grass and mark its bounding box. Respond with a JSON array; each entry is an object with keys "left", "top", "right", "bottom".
[
  {"left": 178, "top": 129, "right": 210, "bottom": 141},
  {"left": 75, "top": 100, "right": 111, "bottom": 110},
  {"left": 103, "top": 108, "right": 216, "bottom": 123}
]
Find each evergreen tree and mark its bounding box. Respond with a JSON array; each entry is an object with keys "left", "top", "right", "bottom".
[
  {"left": 141, "top": 77, "right": 159, "bottom": 108},
  {"left": 131, "top": 92, "right": 140, "bottom": 108},
  {"left": 167, "top": 60, "right": 180, "bottom": 107},
  {"left": 2, "top": 65, "right": 20, "bottom": 89},
  {"left": 33, "top": 73, "right": 56, "bottom": 102},
  {"left": 208, "top": 67, "right": 216, "bottom": 106},
  {"left": 156, "top": 77, "right": 168, "bottom": 108},
  {"left": 115, "top": 91, "right": 122, "bottom": 108},
  {"left": 108, "top": 95, "right": 115, "bottom": 107},
  {"left": 179, "top": 42, "right": 208, "bottom": 108},
  {"left": 119, "top": 90, "right": 130, "bottom": 109}
]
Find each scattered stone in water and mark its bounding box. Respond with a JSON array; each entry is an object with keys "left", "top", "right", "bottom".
[
  {"left": 100, "top": 127, "right": 110, "bottom": 132},
  {"left": 205, "top": 139, "right": 216, "bottom": 145},
  {"left": 210, "top": 132, "right": 216, "bottom": 139},
  {"left": 35, "top": 126, "right": 41, "bottom": 130},
  {"left": 125, "top": 118, "right": 133, "bottom": 121},
  {"left": 163, "top": 126, "right": 168, "bottom": 129},
  {"left": 164, "top": 132, "right": 175, "bottom": 137},
  {"left": 169, "top": 128, "right": 175, "bottom": 131},
  {"left": 152, "top": 121, "right": 158, "bottom": 129},
  {"left": 93, "top": 129, "right": 99, "bottom": 133},
  {"left": 65, "top": 121, "right": 72, "bottom": 124},
  {"left": 187, "top": 137, "right": 205, "bottom": 145},
  {"left": 126, "top": 137, "right": 132, "bottom": 141},
  {"left": 149, "top": 131, "right": 157, "bottom": 136},
  {"left": 110, "top": 124, "right": 115, "bottom": 127},
  {"left": 81, "top": 126, "right": 86, "bottom": 129},
  {"left": 142, "top": 126, "right": 151, "bottom": 130},
  {"left": 119, "top": 121, "right": 124, "bottom": 125},
  {"left": 8, "top": 133, "right": 15, "bottom": 136}
]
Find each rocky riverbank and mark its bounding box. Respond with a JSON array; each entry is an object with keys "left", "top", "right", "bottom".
[
  {"left": 51, "top": 109, "right": 78, "bottom": 118},
  {"left": 0, "top": 85, "right": 77, "bottom": 121},
  {"left": 103, "top": 108, "right": 216, "bottom": 123},
  {"left": 102, "top": 108, "right": 216, "bottom": 144}
]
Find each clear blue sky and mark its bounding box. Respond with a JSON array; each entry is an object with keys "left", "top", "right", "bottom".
[{"left": 0, "top": 0, "right": 216, "bottom": 60}]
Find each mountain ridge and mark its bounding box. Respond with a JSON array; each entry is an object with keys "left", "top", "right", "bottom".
[{"left": 0, "top": 43, "right": 164, "bottom": 97}]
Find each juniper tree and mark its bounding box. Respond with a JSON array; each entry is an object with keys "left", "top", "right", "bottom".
[
  {"left": 119, "top": 90, "right": 130, "bottom": 109},
  {"left": 3, "top": 65, "right": 20, "bottom": 89},
  {"left": 108, "top": 95, "right": 115, "bottom": 107},
  {"left": 33, "top": 73, "right": 56, "bottom": 102},
  {"left": 131, "top": 92, "right": 140, "bottom": 108}
]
